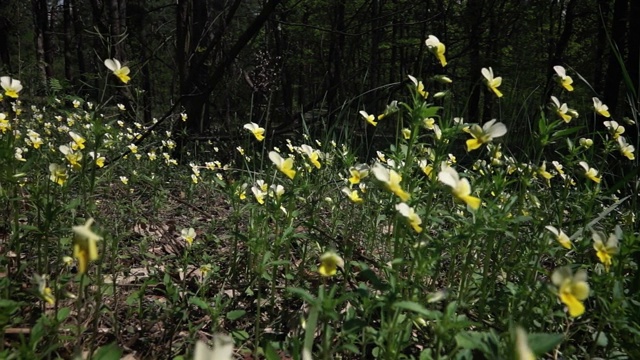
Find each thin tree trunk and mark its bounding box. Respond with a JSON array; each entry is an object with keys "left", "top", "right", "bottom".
[
  {"left": 603, "top": 0, "right": 627, "bottom": 113},
  {"left": 63, "top": 0, "right": 73, "bottom": 81}
]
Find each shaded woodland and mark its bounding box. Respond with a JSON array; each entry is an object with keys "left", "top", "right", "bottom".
[{"left": 1, "top": 0, "right": 638, "bottom": 152}]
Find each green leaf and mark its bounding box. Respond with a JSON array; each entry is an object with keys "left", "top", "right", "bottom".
[
  {"left": 287, "top": 287, "right": 316, "bottom": 304},
  {"left": 527, "top": 333, "right": 564, "bottom": 354},
  {"left": 92, "top": 343, "right": 122, "bottom": 360},
  {"left": 56, "top": 307, "right": 71, "bottom": 322},
  {"left": 393, "top": 301, "right": 440, "bottom": 319},
  {"left": 264, "top": 342, "right": 281, "bottom": 360},
  {"left": 188, "top": 296, "right": 209, "bottom": 310},
  {"left": 226, "top": 310, "right": 246, "bottom": 321}
]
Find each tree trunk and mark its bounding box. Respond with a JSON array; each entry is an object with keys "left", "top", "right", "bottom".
[
  {"left": 31, "top": 0, "right": 54, "bottom": 89},
  {"left": 602, "top": 0, "right": 628, "bottom": 113},
  {"left": 63, "top": 0, "right": 73, "bottom": 81},
  {"left": 465, "top": 0, "right": 483, "bottom": 121}
]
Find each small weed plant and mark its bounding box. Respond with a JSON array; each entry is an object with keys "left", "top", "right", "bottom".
[{"left": 0, "top": 39, "right": 639, "bottom": 360}]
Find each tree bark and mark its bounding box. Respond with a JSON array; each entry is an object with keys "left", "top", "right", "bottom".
[{"left": 602, "top": 0, "right": 628, "bottom": 113}]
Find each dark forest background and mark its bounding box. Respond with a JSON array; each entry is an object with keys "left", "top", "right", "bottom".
[{"left": 1, "top": 0, "right": 638, "bottom": 155}]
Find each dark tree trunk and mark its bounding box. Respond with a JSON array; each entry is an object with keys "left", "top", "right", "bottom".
[
  {"left": 325, "top": 0, "right": 346, "bottom": 123},
  {"left": 465, "top": 0, "right": 483, "bottom": 121},
  {"left": 71, "top": 0, "right": 87, "bottom": 81},
  {"left": 63, "top": 0, "right": 73, "bottom": 81},
  {"left": 602, "top": 0, "right": 628, "bottom": 113},
  {"left": 32, "top": 0, "right": 54, "bottom": 88}
]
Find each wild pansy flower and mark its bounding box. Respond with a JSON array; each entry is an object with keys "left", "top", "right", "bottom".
[
  {"left": 553, "top": 65, "right": 574, "bottom": 91},
  {"left": 300, "top": 144, "right": 321, "bottom": 169},
  {"left": 617, "top": 137, "right": 635, "bottom": 160},
  {"left": 592, "top": 97, "right": 610, "bottom": 117},
  {"left": 243, "top": 122, "right": 265, "bottom": 141},
  {"left": 89, "top": 152, "right": 105, "bottom": 168},
  {"left": 402, "top": 128, "right": 411, "bottom": 140},
  {"left": 104, "top": 58, "right": 131, "bottom": 84},
  {"left": 251, "top": 185, "right": 267, "bottom": 204},
  {"left": 1, "top": 76, "right": 22, "bottom": 98},
  {"left": 464, "top": 119, "right": 507, "bottom": 152},
  {"left": 515, "top": 327, "right": 536, "bottom": 360},
  {"left": 35, "top": 274, "right": 55, "bottom": 305},
  {"left": 550, "top": 96, "right": 572, "bottom": 123},
  {"left": 418, "top": 159, "right": 434, "bottom": 178},
  {"left": 360, "top": 110, "right": 378, "bottom": 126},
  {"left": 268, "top": 151, "right": 296, "bottom": 180},
  {"left": 552, "top": 267, "right": 589, "bottom": 317},
  {"left": 342, "top": 187, "right": 363, "bottom": 203},
  {"left": 423, "top": 117, "right": 436, "bottom": 130},
  {"left": 545, "top": 225, "right": 572, "bottom": 249},
  {"left": 603, "top": 120, "right": 625, "bottom": 139},
  {"left": 348, "top": 164, "right": 369, "bottom": 185},
  {"left": 181, "top": 228, "right": 196, "bottom": 246},
  {"left": 269, "top": 184, "right": 285, "bottom": 200},
  {"left": 318, "top": 251, "right": 344, "bottom": 277},
  {"left": 372, "top": 163, "right": 411, "bottom": 201},
  {"left": 72, "top": 218, "right": 102, "bottom": 274},
  {"left": 26, "top": 130, "right": 43, "bottom": 149},
  {"left": 579, "top": 161, "right": 600, "bottom": 184},
  {"left": 193, "top": 334, "right": 234, "bottom": 360},
  {"left": 59, "top": 145, "right": 82, "bottom": 169},
  {"left": 438, "top": 163, "right": 481, "bottom": 210},
  {"left": 481, "top": 67, "right": 503, "bottom": 98},
  {"left": 408, "top": 75, "right": 428, "bottom": 99},
  {"left": 396, "top": 202, "right": 422, "bottom": 233},
  {"left": 49, "top": 163, "right": 68, "bottom": 186},
  {"left": 425, "top": 35, "right": 447, "bottom": 67},
  {"left": 537, "top": 161, "right": 554, "bottom": 185},
  {"left": 69, "top": 131, "right": 86, "bottom": 150},
  {"left": 592, "top": 229, "right": 619, "bottom": 272}
]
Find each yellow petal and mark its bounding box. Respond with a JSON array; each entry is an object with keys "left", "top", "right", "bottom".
[
  {"left": 466, "top": 138, "right": 483, "bottom": 151},
  {"left": 560, "top": 292, "right": 585, "bottom": 317}
]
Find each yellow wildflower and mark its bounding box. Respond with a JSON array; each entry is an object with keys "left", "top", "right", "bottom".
[
  {"left": 408, "top": 75, "right": 428, "bottom": 98},
  {"left": 592, "top": 97, "right": 610, "bottom": 117},
  {"left": 425, "top": 35, "right": 447, "bottom": 67},
  {"left": 592, "top": 230, "right": 619, "bottom": 272},
  {"left": 360, "top": 110, "right": 378, "bottom": 126},
  {"left": 617, "top": 137, "right": 635, "bottom": 160},
  {"left": 481, "top": 67, "right": 503, "bottom": 98},
  {"left": 550, "top": 96, "right": 572, "bottom": 123},
  {"left": 243, "top": 122, "right": 265, "bottom": 141},
  {"left": 342, "top": 187, "right": 363, "bottom": 203},
  {"left": 104, "top": 58, "right": 131, "bottom": 84},
  {"left": 464, "top": 119, "right": 507, "bottom": 152},
  {"left": 1, "top": 76, "right": 22, "bottom": 98},
  {"left": 181, "top": 228, "right": 197, "bottom": 246},
  {"left": 372, "top": 163, "right": 411, "bottom": 201},
  {"left": 438, "top": 163, "right": 481, "bottom": 210},
  {"left": 269, "top": 151, "right": 296, "bottom": 180},
  {"left": 553, "top": 65, "right": 574, "bottom": 92},
  {"left": 515, "top": 327, "right": 536, "bottom": 360},
  {"left": 72, "top": 218, "right": 102, "bottom": 274},
  {"left": 545, "top": 225, "right": 572, "bottom": 249},
  {"left": 396, "top": 202, "right": 422, "bottom": 233},
  {"left": 348, "top": 164, "right": 369, "bottom": 185},
  {"left": 318, "top": 251, "right": 344, "bottom": 277},
  {"left": 603, "top": 120, "right": 625, "bottom": 139},
  {"left": 49, "top": 163, "right": 68, "bottom": 186},
  {"left": 300, "top": 144, "right": 322, "bottom": 169},
  {"left": 552, "top": 267, "right": 589, "bottom": 317},
  {"left": 579, "top": 161, "right": 600, "bottom": 184}
]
